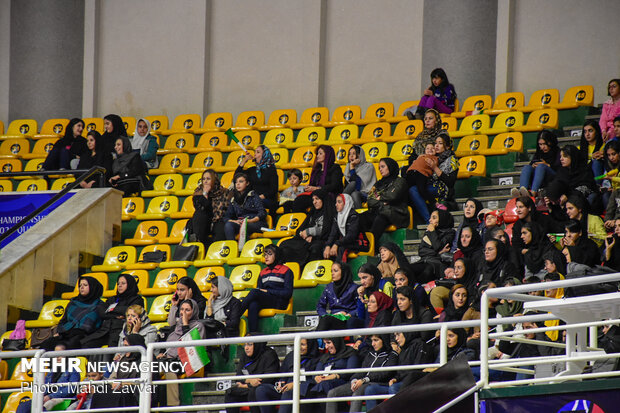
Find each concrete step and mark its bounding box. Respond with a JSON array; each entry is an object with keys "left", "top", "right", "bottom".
[{"left": 476, "top": 183, "right": 518, "bottom": 194}]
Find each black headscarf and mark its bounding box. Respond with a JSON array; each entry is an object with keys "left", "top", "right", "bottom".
[
  {"left": 75, "top": 276, "right": 104, "bottom": 304},
  {"left": 358, "top": 263, "right": 382, "bottom": 296},
  {"left": 442, "top": 284, "right": 469, "bottom": 322},
  {"left": 232, "top": 173, "right": 252, "bottom": 205},
  {"left": 446, "top": 328, "right": 468, "bottom": 360},
  {"left": 124, "top": 333, "right": 146, "bottom": 348},
  {"left": 462, "top": 198, "right": 483, "bottom": 227},
  {"left": 543, "top": 250, "right": 567, "bottom": 275},
  {"left": 457, "top": 225, "right": 483, "bottom": 256},
  {"left": 102, "top": 114, "right": 128, "bottom": 154},
  {"left": 300, "top": 188, "right": 335, "bottom": 240},
  {"left": 436, "top": 209, "right": 455, "bottom": 233},
  {"left": 263, "top": 244, "right": 284, "bottom": 267},
  {"left": 522, "top": 222, "right": 554, "bottom": 274},
  {"left": 566, "top": 243, "right": 600, "bottom": 268},
  {"left": 374, "top": 157, "right": 399, "bottom": 191},
  {"left": 176, "top": 277, "right": 207, "bottom": 316},
  {"left": 319, "top": 336, "right": 357, "bottom": 363},
  {"left": 566, "top": 192, "right": 590, "bottom": 236},
  {"left": 482, "top": 239, "right": 509, "bottom": 284},
  {"left": 115, "top": 273, "right": 140, "bottom": 300},
  {"left": 332, "top": 261, "right": 355, "bottom": 298},
  {"left": 455, "top": 257, "right": 478, "bottom": 294},
  {"left": 393, "top": 285, "right": 423, "bottom": 325}
]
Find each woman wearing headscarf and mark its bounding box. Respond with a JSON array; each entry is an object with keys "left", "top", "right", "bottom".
[
  {"left": 547, "top": 144, "right": 599, "bottom": 208},
  {"left": 280, "top": 189, "right": 334, "bottom": 266},
  {"left": 81, "top": 273, "right": 144, "bottom": 349},
  {"left": 102, "top": 114, "right": 128, "bottom": 155},
  {"left": 308, "top": 337, "right": 360, "bottom": 401},
  {"left": 521, "top": 222, "right": 564, "bottom": 279},
  {"left": 37, "top": 276, "right": 104, "bottom": 350},
  {"left": 453, "top": 225, "right": 484, "bottom": 267},
  {"left": 77, "top": 130, "right": 113, "bottom": 187},
  {"left": 130, "top": 118, "right": 159, "bottom": 169},
  {"left": 316, "top": 261, "right": 359, "bottom": 332},
  {"left": 480, "top": 239, "right": 519, "bottom": 286},
  {"left": 204, "top": 276, "right": 242, "bottom": 338},
  {"left": 225, "top": 337, "right": 280, "bottom": 413},
  {"left": 109, "top": 136, "right": 151, "bottom": 196},
  {"left": 564, "top": 192, "right": 606, "bottom": 247},
  {"left": 343, "top": 145, "right": 377, "bottom": 208},
  {"left": 560, "top": 219, "right": 601, "bottom": 268},
  {"left": 430, "top": 257, "right": 478, "bottom": 311},
  {"left": 117, "top": 304, "right": 157, "bottom": 348},
  {"left": 438, "top": 284, "right": 469, "bottom": 322},
  {"left": 413, "top": 109, "right": 450, "bottom": 156},
  {"left": 604, "top": 219, "right": 620, "bottom": 271},
  {"left": 361, "top": 157, "right": 409, "bottom": 243},
  {"left": 515, "top": 129, "right": 561, "bottom": 198},
  {"left": 410, "top": 209, "right": 455, "bottom": 283},
  {"left": 240, "top": 245, "right": 293, "bottom": 334},
  {"left": 355, "top": 263, "right": 394, "bottom": 328},
  {"left": 326, "top": 334, "right": 397, "bottom": 413},
  {"left": 255, "top": 338, "right": 319, "bottom": 413},
  {"left": 168, "top": 276, "right": 208, "bottom": 327},
  {"left": 224, "top": 172, "right": 267, "bottom": 240},
  {"left": 451, "top": 198, "right": 484, "bottom": 252},
  {"left": 237, "top": 144, "right": 279, "bottom": 214},
  {"left": 391, "top": 286, "right": 435, "bottom": 342},
  {"left": 324, "top": 193, "right": 365, "bottom": 261},
  {"left": 377, "top": 242, "right": 414, "bottom": 281},
  {"left": 353, "top": 291, "right": 394, "bottom": 357},
  {"left": 42, "top": 118, "right": 88, "bottom": 170},
  {"left": 441, "top": 328, "right": 476, "bottom": 362},
  {"left": 292, "top": 145, "right": 344, "bottom": 212},
  {"left": 188, "top": 169, "right": 232, "bottom": 246}
]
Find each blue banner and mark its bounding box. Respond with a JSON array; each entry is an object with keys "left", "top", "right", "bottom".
[
  {"left": 481, "top": 389, "right": 619, "bottom": 412},
  {"left": 0, "top": 193, "right": 75, "bottom": 248}
]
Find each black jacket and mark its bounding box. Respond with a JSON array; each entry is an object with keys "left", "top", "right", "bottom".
[
  {"left": 236, "top": 164, "right": 279, "bottom": 204},
  {"left": 235, "top": 344, "right": 280, "bottom": 385},
  {"left": 352, "top": 347, "right": 399, "bottom": 384},
  {"left": 203, "top": 296, "right": 242, "bottom": 337},
  {"left": 326, "top": 210, "right": 361, "bottom": 247},
  {"left": 318, "top": 163, "right": 344, "bottom": 197}
]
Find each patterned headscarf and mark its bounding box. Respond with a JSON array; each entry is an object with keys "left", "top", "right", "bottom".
[{"left": 256, "top": 145, "right": 275, "bottom": 179}]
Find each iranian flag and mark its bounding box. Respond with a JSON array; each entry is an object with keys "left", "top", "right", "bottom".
[{"left": 177, "top": 327, "right": 210, "bottom": 376}]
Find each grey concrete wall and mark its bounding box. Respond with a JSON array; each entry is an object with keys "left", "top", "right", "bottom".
[
  {"left": 422, "top": 0, "right": 498, "bottom": 102},
  {"left": 8, "top": 0, "right": 84, "bottom": 123}
]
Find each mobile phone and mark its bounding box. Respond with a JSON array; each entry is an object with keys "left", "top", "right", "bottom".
[{"left": 173, "top": 293, "right": 179, "bottom": 301}]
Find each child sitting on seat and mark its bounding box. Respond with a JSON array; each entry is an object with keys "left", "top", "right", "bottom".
[
  {"left": 280, "top": 168, "right": 306, "bottom": 212},
  {"left": 479, "top": 209, "right": 504, "bottom": 241}
]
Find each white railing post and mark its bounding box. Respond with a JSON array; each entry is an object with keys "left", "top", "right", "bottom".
[
  {"left": 139, "top": 344, "right": 153, "bottom": 413},
  {"left": 292, "top": 334, "right": 301, "bottom": 413},
  {"left": 480, "top": 291, "right": 490, "bottom": 387},
  {"left": 30, "top": 349, "right": 45, "bottom": 412},
  {"left": 439, "top": 324, "right": 448, "bottom": 365}
]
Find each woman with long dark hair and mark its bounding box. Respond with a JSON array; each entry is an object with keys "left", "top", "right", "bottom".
[
  {"left": 514, "top": 129, "right": 561, "bottom": 198},
  {"left": 78, "top": 130, "right": 113, "bottom": 187},
  {"left": 223, "top": 172, "right": 267, "bottom": 240},
  {"left": 392, "top": 285, "right": 435, "bottom": 341},
  {"left": 188, "top": 169, "right": 231, "bottom": 246},
  {"left": 42, "top": 118, "right": 87, "bottom": 170},
  {"left": 405, "top": 68, "right": 457, "bottom": 119},
  {"left": 579, "top": 120, "right": 605, "bottom": 178},
  {"left": 292, "top": 145, "right": 343, "bottom": 211}
]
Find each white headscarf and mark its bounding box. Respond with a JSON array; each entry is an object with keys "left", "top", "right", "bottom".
[
  {"left": 344, "top": 146, "right": 376, "bottom": 194},
  {"left": 131, "top": 118, "right": 151, "bottom": 155},
  {"left": 336, "top": 193, "right": 354, "bottom": 236},
  {"left": 211, "top": 276, "right": 233, "bottom": 322}
]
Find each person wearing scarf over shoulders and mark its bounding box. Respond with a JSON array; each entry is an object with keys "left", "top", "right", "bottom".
[
  {"left": 479, "top": 239, "right": 519, "bottom": 286},
  {"left": 324, "top": 193, "right": 366, "bottom": 261},
  {"left": 343, "top": 145, "right": 377, "bottom": 208},
  {"left": 130, "top": 118, "right": 159, "bottom": 169},
  {"left": 292, "top": 145, "right": 344, "bottom": 212},
  {"left": 203, "top": 276, "right": 242, "bottom": 339},
  {"left": 353, "top": 291, "right": 394, "bottom": 359},
  {"left": 237, "top": 144, "right": 279, "bottom": 216}
]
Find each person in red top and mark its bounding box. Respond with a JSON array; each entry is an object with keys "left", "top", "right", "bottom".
[{"left": 239, "top": 245, "right": 293, "bottom": 333}]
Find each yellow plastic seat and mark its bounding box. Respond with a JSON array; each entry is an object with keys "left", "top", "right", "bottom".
[
  {"left": 142, "top": 173, "right": 184, "bottom": 197},
  {"left": 173, "top": 172, "right": 201, "bottom": 196},
  {"left": 121, "top": 116, "right": 136, "bottom": 136},
  {"left": 217, "top": 150, "right": 254, "bottom": 173},
  {"left": 347, "top": 232, "right": 375, "bottom": 259},
  {"left": 326, "top": 125, "right": 359, "bottom": 145},
  {"left": 194, "top": 240, "right": 239, "bottom": 266},
  {"left": 450, "top": 95, "right": 493, "bottom": 118},
  {"left": 518, "top": 109, "right": 559, "bottom": 132},
  {"left": 221, "top": 130, "right": 260, "bottom": 152},
  {"left": 125, "top": 244, "right": 171, "bottom": 270},
  {"left": 386, "top": 100, "right": 419, "bottom": 123},
  {"left": 231, "top": 110, "right": 265, "bottom": 131},
  {"left": 0, "top": 119, "right": 37, "bottom": 139},
  {"left": 357, "top": 122, "right": 391, "bottom": 144},
  {"left": 441, "top": 117, "right": 458, "bottom": 132},
  {"left": 136, "top": 196, "right": 179, "bottom": 220},
  {"left": 386, "top": 206, "right": 414, "bottom": 231},
  {"left": 290, "top": 107, "right": 329, "bottom": 129},
  {"left": 0, "top": 121, "right": 3, "bottom": 135},
  {"left": 263, "top": 213, "right": 306, "bottom": 238},
  {"left": 16, "top": 179, "right": 47, "bottom": 192},
  {"left": 159, "top": 114, "right": 201, "bottom": 135},
  {"left": 263, "top": 128, "right": 294, "bottom": 149},
  {"left": 457, "top": 155, "right": 486, "bottom": 179},
  {"left": 553, "top": 85, "right": 594, "bottom": 110},
  {"left": 148, "top": 294, "right": 173, "bottom": 322},
  {"left": 194, "top": 266, "right": 226, "bottom": 291},
  {"left": 284, "top": 262, "right": 300, "bottom": 281},
  {"left": 227, "top": 238, "right": 272, "bottom": 266},
  {"left": 83, "top": 117, "right": 104, "bottom": 134},
  {"left": 181, "top": 152, "right": 223, "bottom": 174},
  {"left": 271, "top": 148, "right": 289, "bottom": 170},
  {"left": 33, "top": 119, "right": 68, "bottom": 139},
  {"left": 389, "top": 140, "right": 414, "bottom": 162},
  {"left": 0, "top": 359, "right": 7, "bottom": 380},
  {"left": 61, "top": 272, "right": 108, "bottom": 299},
  {"left": 190, "top": 132, "right": 228, "bottom": 153},
  {"left": 103, "top": 270, "right": 149, "bottom": 297},
  {"left": 21, "top": 138, "right": 57, "bottom": 160},
  {"left": 0, "top": 331, "right": 32, "bottom": 350},
  {"left": 361, "top": 142, "right": 388, "bottom": 163},
  {"left": 142, "top": 268, "right": 187, "bottom": 296},
  {"left": 324, "top": 105, "right": 362, "bottom": 127},
  {"left": 0, "top": 180, "right": 13, "bottom": 192},
  {"left": 388, "top": 120, "right": 422, "bottom": 143},
  {"left": 333, "top": 144, "right": 352, "bottom": 165},
  {"left": 195, "top": 112, "right": 233, "bottom": 134},
  {"left": 126, "top": 220, "right": 169, "bottom": 246},
  {"left": 169, "top": 196, "right": 195, "bottom": 219},
  {"left": 122, "top": 197, "right": 145, "bottom": 221},
  {"left": 294, "top": 260, "right": 333, "bottom": 288},
  {"left": 1, "top": 392, "right": 32, "bottom": 411},
  {"left": 356, "top": 102, "right": 395, "bottom": 126},
  {"left": 144, "top": 115, "right": 169, "bottom": 135},
  {"left": 289, "top": 127, "right": 327, "bottom": 149},
  {"left": 487, "top": 92, "right": 525, "bottom": 115},
  {"left": 160, "top": 219, "right": 189, "bottom": 244},
  {"left": 280, "top": 146, "right": 316, "bottom": 169},
  {"left": 220, "top": 171, "right": 234, "bottom": 188},
  {"left": 160, "top": 242, "right": 205, "bottom": 268},
  {"left": 157, "top": 133, "right": 195, "bottom": 155},
  {"left": 258, "top": 298, "right": 293, "bottom": 317},
  {"left": 479, "top": 111, "right": 524, "bottom": 135},
  {"left": 258, "top": 109, "right": 297, "bottom": 131},
  {"left": 149, "top": 153, "right": 190, "bottom": 175},
  {"left": 51, "top": 177, "right": 75, "bottom": 190},
  {"left": 24, "top": 300, "right": 69, "bottom": 328},
  {"left": 229, "top": 264, "right": 262, "bottom": 290},
  {"left": 521, "top": 88, "right": 560, "bottom": 112},
  {"left": 450, "top": 114, "right": 491, "bottom": 138},
  {"left": 0, "top": 138, "right": 29, "bottom": 159},
  {"left": 480, "top": 132, "right": 524, "bottom": 156},
  {"left": 455, "top": 135, "right": 489, "bottom": 157},
  {"left": 0, "top": 159, "right": 22, "bottom": 174},
  {"left": 15, "top": 158, "right": 45, "bottom": 180},
  {"left": 275, "top": 169, "right": 288, "bottom": 192},
  {"left": 92, "top": 246, "right": 138, "bottom": 272}
]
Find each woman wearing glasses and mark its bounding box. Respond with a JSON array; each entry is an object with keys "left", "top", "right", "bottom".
[{"left": 238, "top": 245, "right": 293, "bottom": 334}]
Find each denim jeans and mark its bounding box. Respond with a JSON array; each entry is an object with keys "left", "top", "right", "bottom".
[
  {"left": 591, "top": 159, "right": 604, "bottom": 178},
  {"left": 519, "top": 164, "right": 556, "bottom": 192},
  {"left": 364, "top": 382, "right": 402, "bottom": 410},
  {"left": 409, "top": 184, "right": 438, "bottom": 223}
]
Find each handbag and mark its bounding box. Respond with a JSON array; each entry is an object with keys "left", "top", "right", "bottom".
[
  {"left": 140, "top": 250, "right": 167, "bottom": 263},
  {"left": 30, "top": 326, "right": 57, "bottom": 348},
  {"left": 356, "top": 232, "right": 370, "bottom": 252},
  {"left": 1, "top": 338, "right": 26, "bottom": 351},
  {"left": 172, "top": 244, "right": 198, "bottom": 261}
]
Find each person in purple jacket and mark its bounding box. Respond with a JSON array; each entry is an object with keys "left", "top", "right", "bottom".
[
  {"left": 316, "top": 261, "right": 360, "bottom": 331},
  {"left": 406, "top": 68, "right": 457, "bottom": 119}
]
